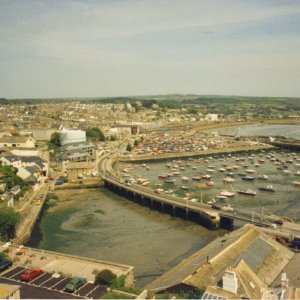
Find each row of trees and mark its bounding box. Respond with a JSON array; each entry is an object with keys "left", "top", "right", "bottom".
[{"left": 0, "top": 206, "right": 20, "bottom": 241}]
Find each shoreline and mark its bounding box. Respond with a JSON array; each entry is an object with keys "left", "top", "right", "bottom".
[{"left": 120, "top": 144, "right": 274, "bottom": 163}]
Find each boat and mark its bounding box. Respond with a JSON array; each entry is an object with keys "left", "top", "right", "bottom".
[
  {"left": 202, "top": 174, "right": 211, "bottom": 180},
  {"left": 172, "top": 171, "right": 181, "bottom": 176},
  {"left": 242, "top": 175, "right": 255, "bottom": 181},
  {"left": 164, "top": 189, "right": 174, "bottom": 194},
  {"left": 220, "top": 190, "right": 235, "bottom": 197},
  {"left": 216, "top": 195, "right": 227, "bottom": 201},
  {"left": 218, "top": 168, "right": 226, "bottom": 172},
  {"left": 223, "top": 177, "right": 235, "bottom": 183},
  {"left": 258, "top": 175, "right": 269, "bottom": 180},
  {"left": 142, "top": 181, "right": 150, "bottom": 186},
  {"left": 137, "top": 178, "right": 148, "bottom": 184},
  {"left": 207, "top": 199, "right": 216, "bottom": 205},
  {"left": 293, "top": 181, "right": 300, "bottom": 186},
  {"left": 221, "top": 204, "right": 235, "bottom": 212},
  {"left": 207, "top": 181, "right": 214, "bottom": 186},
  {"left": 185, "top": 192, "right": 194, "bottom": 198},
  {"left": 259, "top": 185, "right": 276, "bottom": 192},
  {"left": 295, "top": 171, "right": 300, "bottom": 176},
  {"left": 158, "top": 174, "right": 168, "bottom": 179},
  {"left": 237, "top": 189, "right": 256, "bottom": 196},
  {"left": 192, "top": 176, "right": 202, "bottom": 181},
  {"left": 181, "top": 185, "right": 189, "bottom": 190},
  {"left": 154, "top": 188, "right": 164, "bottom": 194},
  {"left": 181, "top": 176, "right": 189, "bottom": 182},
  {"left": 165, "top": 178, "right": 176, "bottom": 184},
  {"left": 166, "top": 163, "right": 171, "bottom": 168},
  {"left": 245, "top": 169, "right": 255, "bottom": 174}
]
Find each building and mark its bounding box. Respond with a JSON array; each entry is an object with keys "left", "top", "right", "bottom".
[
  {"left": 0, "top": 156, "right": 48, "bottom": 178},
  {"left": 0, "top": 136, "right": 36, "bottom": 148},
  {"left": 56, "top": 141, "right": 97, "bottom": 177},
  {"left": 0, "top": 284, "right": 21, "bottom": 299},
  {"left": 146, "top": 224, "right": 294, "bottom": 295},
  {"left": 59, "top": 126, "right": 86, "bottom": 145}
]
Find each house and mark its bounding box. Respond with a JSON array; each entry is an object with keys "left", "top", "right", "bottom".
[
  {"left": 146, "top": 224, "right": 294, "bottom": 295},
  {"left": 56, "top": 141, "right": 97, "bottom": 176},
  {"left": 10, "top": 185, "right": 20, "bottom": 195},
  {"left": 0, "top": 156, "right": 48, "bottom": 177},
  {"left": 0, "top": 283, "right": 21, "bottom": 299},
  {"left": 0, "top": 136, "right": 36, "bottom": 148}
]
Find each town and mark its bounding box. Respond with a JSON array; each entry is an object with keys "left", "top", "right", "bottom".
[{"left": 0, "top": 97, "right": 299, "bottom": 299}]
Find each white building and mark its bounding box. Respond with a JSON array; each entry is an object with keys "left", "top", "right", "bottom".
[
  {"left": 205, "top": 114, "right": 219, "bottom": 121},
  {"left": 59, "top": 126, "right": 86, "bottom": 145}
]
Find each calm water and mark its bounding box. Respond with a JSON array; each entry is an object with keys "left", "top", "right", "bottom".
[
  {"left": 27, "top": 188, "right": 224, "bottom": 287},
  {"left": 116, "top": 149, "right": 300, "bottom": 219},
  {"left": 213, "top": 124, "right": 300, "bottom": 139}
]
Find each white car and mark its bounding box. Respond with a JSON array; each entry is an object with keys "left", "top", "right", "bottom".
[{"left": 221, "top": 204, "right": 235, "bottom": 212}]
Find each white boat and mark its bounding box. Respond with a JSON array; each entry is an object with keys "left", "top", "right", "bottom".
[
  {"left": 295, "top": 171, "right": 300, "bottom": 176},
  {"left": 245, "top": 169, "right": 255, "bottom": 173},
  {"left": 220, "top": 190, "right": 235, "bottom": 197},
  {"left": 207, "top": 199, "right": 216, "bottom": 205},
  {"left": 221, "top": 204, "right": 235, "bottom": 212},
  {"left": 258, "top": 175, "right": 269, "bottom": 180},
  {"left": 181, "top": 186, "right": 189, "bottom": 190},
  {"left": 223, "top": 177, "right": 235, "bottom": 183},
  {"left": 237, "top": 189, "right": 256, "bottom": 196},
  {"left": 181, "top": 176, "right": 189, "bottom": 182},
  {"left": 293, "top": 181, "right": 300, "bottom": 186}
]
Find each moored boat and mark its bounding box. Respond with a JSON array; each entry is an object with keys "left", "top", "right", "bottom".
[
  {"left": 220, "top": 190, "right": 235, "bottom": 197},
  {"left": 237, "top": 189, "right": 256, "bottom": 196},
  {"left": 259, "top": 185, "right": 275, "bottom": 192},
  {"left": 242, "top": 175, "right": 255, "bottom": 181}
]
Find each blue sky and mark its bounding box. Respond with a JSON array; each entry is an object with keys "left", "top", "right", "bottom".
[{"left": 1, "top": 0, "right": 300, "bottom": 98}]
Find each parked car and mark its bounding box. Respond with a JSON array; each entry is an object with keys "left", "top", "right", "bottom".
[
  {"left": 0, "top": 260, "right": 12, "bottom": 272},
  {"left": 64, "top": 277, "right": 86, "bottom": 293},
  {"left": 48, "top": 176, "right": 55, "bottom": 181},
  {"left": 55, "top": 180, "right": 64, "bottom": 186},
  {"left": 20, "top": 268, "right": 43, "bottom": 281}
]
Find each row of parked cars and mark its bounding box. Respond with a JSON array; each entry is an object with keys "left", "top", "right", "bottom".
[{"left": 0, "top": 262, "right": 86, "bottom": 293}]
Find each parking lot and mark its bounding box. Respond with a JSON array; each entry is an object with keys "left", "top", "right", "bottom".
[{"left": 0, "top": 266, "right": 106, "bottom": 299}]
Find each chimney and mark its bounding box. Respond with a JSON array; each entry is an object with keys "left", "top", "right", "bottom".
[{"left": 223, "top": 267, "right": 238, "bottom": 294}]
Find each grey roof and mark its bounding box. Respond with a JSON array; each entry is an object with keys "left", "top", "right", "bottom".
[
  {"left": 146, "top": 224, "right": 294, "bottom": 293},
  {"left": 58, "top": 141, "right": 96, "bottom": 152}
]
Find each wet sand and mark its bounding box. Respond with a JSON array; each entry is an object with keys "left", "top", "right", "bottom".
[{"left": 28, "top": 188, "right": 225, "bottom": 287}]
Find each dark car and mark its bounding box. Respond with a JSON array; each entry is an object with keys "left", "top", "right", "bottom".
[
  {"left": 64, "top": 277, "right": 86, "bottom": 293},
  {"left": 0, "top": 260, "right": 12, "bottom": 272},
  {"left": 20, "top": 268, "right": 43, "bottom": 281},
  {"left": 55, "top": 180, "right": 64, "bottom": 186}
]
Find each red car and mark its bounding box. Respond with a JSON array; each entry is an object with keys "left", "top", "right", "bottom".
[{"left": 20, "top": 268, "right": 43, "bottom": 281}]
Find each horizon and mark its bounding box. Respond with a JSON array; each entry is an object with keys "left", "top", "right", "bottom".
[{"left": 1, "top": 0, "right": 300, "bottom": 99}]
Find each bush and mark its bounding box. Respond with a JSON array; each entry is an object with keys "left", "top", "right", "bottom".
[{"left": 95, "top": 269, "right": 117, "bottom": 286}]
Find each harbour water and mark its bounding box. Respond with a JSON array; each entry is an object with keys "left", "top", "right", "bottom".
[
  {"left": 116, "top": 149, "right": 300, "bottom": 219},
  {"left": 26, "top": 188, "right": 224, "bottom": 287}
]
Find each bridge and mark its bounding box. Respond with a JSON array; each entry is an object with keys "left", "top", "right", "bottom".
[{"left": 98, "top": 149, "right": 300, "bottom": 238}]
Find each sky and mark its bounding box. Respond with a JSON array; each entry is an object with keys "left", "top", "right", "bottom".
[{"left": 1, "top": 0, "right": 300, "bottom": 99}]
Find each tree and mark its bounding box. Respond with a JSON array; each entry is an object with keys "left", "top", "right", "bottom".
[
  {"left": 86, "top": 127, "right": 105, "bottom": 141},
  {"left": 134, "top": 140, "right": 139, "bottom": 146},
  {"left": 49, "top": 132, "right": 61, "bottom": 149},
  {"left": 95, "top": 269, "right": 116, "bottom": 286},
  {"left": 0, "top": 207, "right": 20, "bottom": 241},
  {"left": 126, "top": 144, "right": 132, "bottom": 152}
]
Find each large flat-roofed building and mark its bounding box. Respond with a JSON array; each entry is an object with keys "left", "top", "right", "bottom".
[
  {"left": 59, "top": 127, "right": 86, "bottom": 145},
  {"left": 146, "top": 224, "right": 294, "bottom": 295}
]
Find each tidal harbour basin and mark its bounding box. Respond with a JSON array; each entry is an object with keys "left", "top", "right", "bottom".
[{"left": 26, "top": 145, "right": 300, "bottom": 288}]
